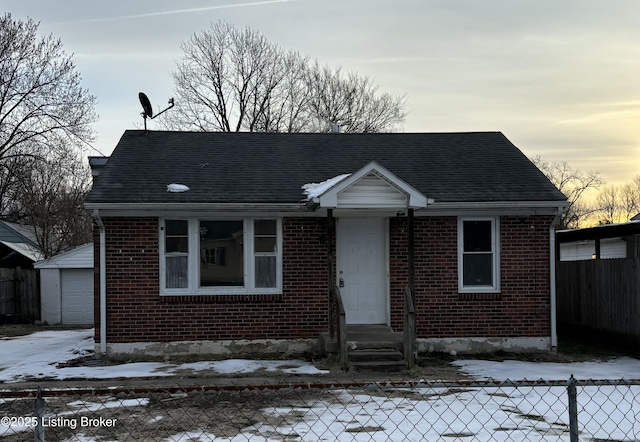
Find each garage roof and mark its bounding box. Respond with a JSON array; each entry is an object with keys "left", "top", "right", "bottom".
[{"left": 34, "top": 243, "right": 93, "bottom": 269}]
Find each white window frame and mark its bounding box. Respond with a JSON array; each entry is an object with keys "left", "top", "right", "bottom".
[
  {"left": 159, "top": 217, "right": 282, "bottom": 295},
  {"left": 457, "top": 216, "right": 500, "bottom": 293}
]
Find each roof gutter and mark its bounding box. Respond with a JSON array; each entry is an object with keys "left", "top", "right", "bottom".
[
  {"left": 84, "top": 201, "right": 569, "bottom": 213},
  {"left": 549, "top": 206, "right": 563, "bottom": 350},
  {"left": 92, "top": 209, "right": 107, "bottom": 356}
]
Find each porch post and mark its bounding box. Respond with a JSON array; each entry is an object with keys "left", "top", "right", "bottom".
[
  {"left": 328, "top": 209, "right": 334, "bottom": 283},
  {"left": 408, "top": 208, "right": 415, "bottom": 300},
  {"left": 327, "top": 209, "right": 335, "bottom": 337}
]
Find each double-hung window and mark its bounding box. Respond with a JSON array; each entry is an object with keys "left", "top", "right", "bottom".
[
  {"left": 161, "top": 218, "right": 282, "bottom": 294},
  {"left": 458, "top": 217, "right": 500, "bottom": 293},
  {"left": 164, "top": 220, "right": 189, "bottom": 289}
]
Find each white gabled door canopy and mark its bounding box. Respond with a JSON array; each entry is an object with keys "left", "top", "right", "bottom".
[{"left": 307, "top": 161, "right": 431, "bottom": 210}]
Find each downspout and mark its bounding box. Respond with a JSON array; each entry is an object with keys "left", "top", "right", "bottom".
[
  {"left": 549, "top": 206, "right": 563, "bottom": 350},
  {"left": 93, "top": 209, "right": 107, "bottom": 355}
]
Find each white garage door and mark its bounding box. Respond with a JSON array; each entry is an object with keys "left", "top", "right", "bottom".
[{"left": 61, "top": 269, "right": 94, "bottom": 325}]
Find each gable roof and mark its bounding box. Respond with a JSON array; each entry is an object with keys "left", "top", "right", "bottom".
[
  {"left": 0, "top": 220, "right": 39, "bottom": 246},
  {"left": 305, "top": 161, "right": 430, "bottom": 209},
  {"left": 34, "top": 243, "right": 93, "bottom": 269},
  {"left": 85, "top": 130, "right": 566, "bottom": 210},
  {"left": 0, "top": 221, "right": 43, "bottom": 262}
]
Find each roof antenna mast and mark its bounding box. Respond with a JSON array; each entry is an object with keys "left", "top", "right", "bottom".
[{"left": 139, "top": 92, "right": 174, "bottom": 132}]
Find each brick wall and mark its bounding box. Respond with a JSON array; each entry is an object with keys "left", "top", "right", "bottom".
[
  {"left": 95, "top": 214, "right": 552, "bottom": 345},
  {"left": 94, "top": 217, "right": 329, "bottom": 344},
  {"left": 390, "top": 215, "right": 553, "bottom": 338}
]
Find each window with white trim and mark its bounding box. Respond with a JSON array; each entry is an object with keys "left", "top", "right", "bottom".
[
  {"left": 160, "top": 218, "right": 282, "bottom": 294},
  {"left": 458, "top": 217, "right": 500, "bottom": 293},
  {"left": 164, "top": 220, "right": 189, "bottom": 289}
]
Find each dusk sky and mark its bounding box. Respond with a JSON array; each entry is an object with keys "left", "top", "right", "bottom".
[{"left": 4, "top": 0, "right": 639, "bottom": 186}]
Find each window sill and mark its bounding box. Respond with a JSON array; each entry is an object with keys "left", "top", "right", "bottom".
[
  {"left": 160, "top": 292, "right": 283, "bottom": 303},
  {"left": 458, "top": 292, "right": 501, "bottom": 301}
]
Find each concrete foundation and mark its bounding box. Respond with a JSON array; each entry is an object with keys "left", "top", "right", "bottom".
[
  {"left": 416, "top": 336, "right": 551, "bottom": 355},
  {"left": 101, "top": 335, "right": 551, "bottom": 361},
  {"left": 102, "top": 338, "right": 322, "bottom": 361}
]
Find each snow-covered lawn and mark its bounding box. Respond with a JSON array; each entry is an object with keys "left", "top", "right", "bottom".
[
  {"left": 1, "top": 328, "right": 639, "bottom": 441},
  {"left": 454, "top": 357, "right": 640, "bottom": 380},
  {"left": 0, "top": 329, "right": 327, "bottom": 383}
]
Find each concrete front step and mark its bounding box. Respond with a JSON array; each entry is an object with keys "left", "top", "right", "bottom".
[
  {"left": 319, "top": 325, "right": 404, "bottom": 353},
  {"left": 319, "top": 325, "right": 408, "bottom": 372},
  {"left": 349, "top": 349, "right": 404, "bottom": 362},
  {"left": 351, "top": 359, "right": 406, "bottom": 372},
  {"left": 349, "top": 348, "right": 405, "bottom": 372}
]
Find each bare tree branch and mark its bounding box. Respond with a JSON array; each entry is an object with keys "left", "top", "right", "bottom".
[
  {"left": 0, "top": 13, "right": 96, "bottom": 254},
  {"left": 530, "top": 155, "right": 604, "bottom": 229},
  {"left": 160, "top": 21, "right": 406, "bottom": 133},
  {"left": 13, "top": 144, "right": 92, "bottom": 257},
  {"left": 0, "top": 14, "right": 96, "bottom": 161}
]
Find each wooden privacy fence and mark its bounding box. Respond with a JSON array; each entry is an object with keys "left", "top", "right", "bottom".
[
  {"left": 0, "top": 268, "right": 39, "bottom": 323},
  {"left": 556, "top": 258, "right": 640, "bottom": 345}
]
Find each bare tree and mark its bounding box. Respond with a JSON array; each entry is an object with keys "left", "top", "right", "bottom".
[
  {"left": 530, "top": 155, "right": 604, "bottom": 229},
  {"left": 0, "top": 13, "right": 96, "bottom": 254},
  {"left": 0, "top": 14, "right": 96, "bottom": 166},
  {"left": 592, "top": 176, "right": 640, "bottom": 225},
  {"left": 15, "top": 145, "right": 92, "bottom": 257},
  {"left": 168, "top": 22, "right": 282, "bottom": 132},
  {"left": 0, "top": 155, "right": 30, "bottom": 220},
  {"left": 305, "top": 63, "right": 406, "bottom": 133},
  {"left": 620, "top": 175, "right": 640, "bottom": 220},
  {"left": 248, "top": 51, "right": 312, "bottom": 133},
  {"left": 595, "top": 184, "right": 620, "bottom": 225},
  {"left": 163, "top": 21, "right": 406, "bottom": 133}
]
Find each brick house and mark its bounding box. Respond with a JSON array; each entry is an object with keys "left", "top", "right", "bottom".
[{"left": 85, "top": 130, "right": 567, "bottom": 360}]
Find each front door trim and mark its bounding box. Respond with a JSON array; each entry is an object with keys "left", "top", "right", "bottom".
[{"left": 336, "top": 217, "right": 389, "bottom": 325}]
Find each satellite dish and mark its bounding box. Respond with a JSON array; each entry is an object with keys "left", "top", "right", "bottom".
[
  {"left": 139, "top": 92, "right": 153, "bottom": 118},
  {"left": 138, "top": 92, "right": 174, "bottom": 131}
]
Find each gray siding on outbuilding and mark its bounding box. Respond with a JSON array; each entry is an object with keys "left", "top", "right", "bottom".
[{"left": 35, "top": 244, "right": 93, "bottom": 325}]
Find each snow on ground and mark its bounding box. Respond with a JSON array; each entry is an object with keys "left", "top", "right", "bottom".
[
  {"left": 1, "top": 329, "right": 640, "bottom": 441},
  {"left": 241, "top": 383, "right": 640, "bottom": 441},
  {"left": 2, "top": 328, "right": 639, "bottom": 384},
  {"left": 0, "top": 328, "right": 328, "bottom": 383},
  {"left": 454, "top": 357, "right": 640, "bottom": 380}
]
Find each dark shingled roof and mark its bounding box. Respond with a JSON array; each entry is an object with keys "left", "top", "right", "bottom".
[{"left": 85, "top": 130, "right": 566, "bottom": 205}]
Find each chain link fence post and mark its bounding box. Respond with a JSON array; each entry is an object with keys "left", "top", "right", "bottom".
[
  {"left": 34, "top": 386, "right": 44, "bottom": 442},
  {"left": 567, "top": 374, "right": 579, "bottom": 442}
]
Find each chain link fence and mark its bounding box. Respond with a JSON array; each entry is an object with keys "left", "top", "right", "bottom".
[{"left": 1, "top": 378, "right": 639, "bottom": 441}]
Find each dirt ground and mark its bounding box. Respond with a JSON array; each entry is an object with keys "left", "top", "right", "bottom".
[
  {"left": 1, "top": 386, "right": 343, "bottom": 441},
  {"left": 0, "top": 323, "right": 90, "bottom": 338},
  {"left": 1, "top": 324, "right": 638, "bottom": 441},
  {"left": 0, "top": 322, "right": 636, "bottom": 391},
  {"left": 3, "top": 381, "right": 493, "bottom": 441}
]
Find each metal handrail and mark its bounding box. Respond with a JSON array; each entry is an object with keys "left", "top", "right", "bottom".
[
  {"left": 328, "top": 287, "right": 335, "bottom": 339},
  {"left": 333, "top": 285, "right": 349, "bottom": 370},
  {"left": 403, "top": 286, "right": 416, "bottom": 369}
]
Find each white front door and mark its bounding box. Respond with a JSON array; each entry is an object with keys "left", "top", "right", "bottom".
[{"left": 336, "top": 218, "right": 387, "bottom": 324}]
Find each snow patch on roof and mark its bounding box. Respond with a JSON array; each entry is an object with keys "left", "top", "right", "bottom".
[
  {"left": 302, "top": 174, "right": 350, "bottom": 200},
  {"left": 167, "top": 183, "right": 190, "bottom": 193}
]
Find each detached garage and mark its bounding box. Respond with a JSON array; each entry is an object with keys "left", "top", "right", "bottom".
[{"left": 34, "top": 243, "right": 94, "bottom": 325}]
